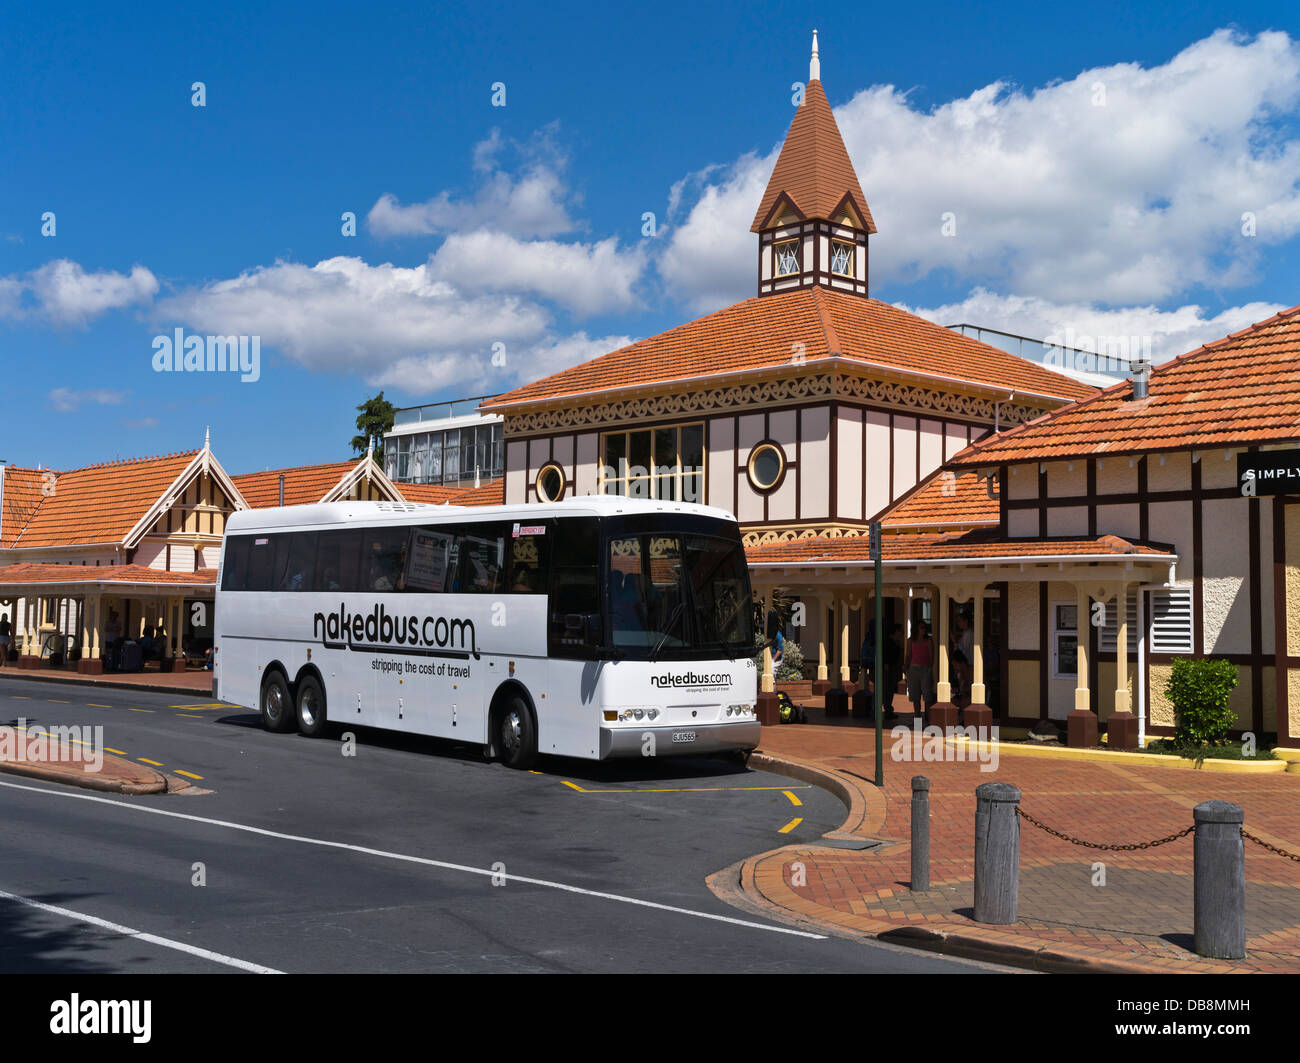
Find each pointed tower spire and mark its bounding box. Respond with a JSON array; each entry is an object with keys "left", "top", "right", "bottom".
[{"left": 752, "top": 33, "right": 874, "bottom": 298}]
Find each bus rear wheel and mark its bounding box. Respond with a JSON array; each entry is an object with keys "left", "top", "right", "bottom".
[
  {"left": 260, "top": 671, "right": 295, "bottom": 733},
  {"left": 496, "top": 696, "right": 538, "bottom": 770},
  {"left": 295, "top": 674, "right": 327, "bottom": 737}
]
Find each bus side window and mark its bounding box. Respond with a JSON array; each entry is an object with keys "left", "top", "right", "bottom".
[
  {"left": 364, "top": 527, "right": 408, "bottom": 593},
  {"left": 316, "top": 530, "right": 362, "bottom": 592},
  {"left": 507, "top": 525, "right": 550, "bottom": 594},
  {"left": 278, "top": 532, "right": 317, "bottom": 592},
  {"left": 221, "top": 536, "right": 251, "bottom": 591},
  {"left": 456, "top": 523, "right": 508, "bottom": 593},
  {"left": 549, "top": 518, "right": 599, "bottom": 652},
  {"left": 247, "top": 536, "right": 278, "bottom": 592}
]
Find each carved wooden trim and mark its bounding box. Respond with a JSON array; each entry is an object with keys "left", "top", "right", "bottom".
[{"left": 500, "top": 370, "right": 1054, "bottom": 439}]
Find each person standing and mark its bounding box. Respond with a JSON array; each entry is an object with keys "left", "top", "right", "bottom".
[
  {"left": 0, "top": 612, "right": 10, "bottom": 668},
  {"left": 884, "top": 623, "right": 904, "bottom": 721},
  {"left": 905, "top": 620, "right": 935, "bottom": 717}
]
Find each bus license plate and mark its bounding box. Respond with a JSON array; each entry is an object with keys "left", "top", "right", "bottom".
[{"left": 672, "top": 731, "right": 696, "bottom": 743}]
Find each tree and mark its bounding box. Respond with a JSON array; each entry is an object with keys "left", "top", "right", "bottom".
[{"left": 351, "top": 392, "right": 396, "bottom": 465}]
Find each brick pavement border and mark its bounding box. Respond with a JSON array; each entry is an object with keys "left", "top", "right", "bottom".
[{"left": 717, "top": 748, "right": 1275, "bottom": 974}]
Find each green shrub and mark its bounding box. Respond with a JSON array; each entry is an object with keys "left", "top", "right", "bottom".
[
  {"left": 1166, "top": 657, "right": 1239, "bottom": 747},
  {"left": 753, "top": 631, "right": 805, "bottom": 682}
]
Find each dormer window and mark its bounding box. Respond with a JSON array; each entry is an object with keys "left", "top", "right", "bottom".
[
  {"left": 775, "top": 240, "right": 800, "bottom": 277},
  {"left": 831, "top": 241, "right": 854, "bottom": 276}
]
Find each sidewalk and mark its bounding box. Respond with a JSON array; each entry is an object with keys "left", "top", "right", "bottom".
[
  {"left": 727, "top": 721, "right": 1300, "bottom": 973},
  {"left": 0, "top": 665, "right": 213, "bottom": 697}
]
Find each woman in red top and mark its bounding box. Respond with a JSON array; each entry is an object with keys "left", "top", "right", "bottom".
[{"left": 905, "top": 621, "right": 935, "bottom": 716}]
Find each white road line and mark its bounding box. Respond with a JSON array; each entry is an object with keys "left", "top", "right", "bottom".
[
  {"left": 0, "top": 888, "right": 282, "bottom": 974},
  {"left": 0, "top": 777, "right": 826, "bottom": 941}
]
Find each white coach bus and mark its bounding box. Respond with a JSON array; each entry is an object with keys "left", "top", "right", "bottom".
[{"left": 213, "top": 497, "right": 760, "bottom": 768}]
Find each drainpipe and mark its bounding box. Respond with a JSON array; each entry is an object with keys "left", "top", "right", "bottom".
[
  {"left": 0, "top": 461, "right": 6, "bottom": 546},
  {"left": 278, "top": 475, "right": 285, "bottom": 507}
]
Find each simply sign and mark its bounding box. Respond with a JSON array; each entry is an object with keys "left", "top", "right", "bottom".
[{"left": 1238, "top": 450, "right": 1300, "bottom": 496}]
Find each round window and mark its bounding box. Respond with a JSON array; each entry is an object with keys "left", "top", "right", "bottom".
[
  {"left": 747, "top": 443, "right": 785, "bottom": 491},
  {"left": 536, "top": 463, "right": 565, "bottom": 502}
]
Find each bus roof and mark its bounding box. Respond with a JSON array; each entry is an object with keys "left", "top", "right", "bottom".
[{"left": 224, "top": 495, "right": 739, "bottom": 533}]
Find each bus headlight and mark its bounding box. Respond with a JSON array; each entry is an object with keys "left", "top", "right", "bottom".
[
  {"left": 633, "top": 707, "right": 645, "bottom": 720},
  {"left": 728, "top": 704, "right": 753, "bottom": 718},
  {"left": 647, "top": 708, "right": 659, "bottom": 720}
]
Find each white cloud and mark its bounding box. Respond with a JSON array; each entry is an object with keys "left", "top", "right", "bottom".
[
  {"left": 660, "top": 28, "right": 1300, "bottom": 310},
  {"left": 158, "top": 256, "right": 549, "bottom": 378},
  {"left": 48, "top": 387, "right": 128, "bottom": 412},
  {"left": 903, "top": 288, "right": 1287, "bottom": 365},
  {"left": 367, "top": 331, "right": 633, "bottom": 394},
  {"left": 368, "top": 129, "right": 578, "bottom": 238},
  {"left": 429, "top": 231, "right": 646, "bottom": 316},
  {"left": 0, "top": 260, "right": 158, "bottom": 325},
  {"left": 157, "top": 255, "right": 637, "bottom": 395}
]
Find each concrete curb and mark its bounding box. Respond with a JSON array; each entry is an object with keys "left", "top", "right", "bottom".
[
  {"left": 0, "top": 757, "right": 167, "bottom": 795},
  {"left": 726, "top": 748, "right": 1258, "bottom": 975},
  {"left": 952, "top": 736, "right": 1291, "bottom": 775},
  {"left": 0, "top": 668, "right": 214, "bottom": 699},
  {"left": 749, "top": 749, "right": 887, "bottom": 838}
]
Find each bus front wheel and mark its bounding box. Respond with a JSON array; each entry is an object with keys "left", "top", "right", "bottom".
[
  {"left": 295, "top": 674, "right": 327, "bottom": 738},
  {"left": 260, "top": 671, "right": 295, "bottom": 733},
  {"left": 496, "top": 696, "right": 538, "bottom": 770}
]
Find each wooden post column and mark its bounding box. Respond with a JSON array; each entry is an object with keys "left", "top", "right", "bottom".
[
  {"left": 930, "top": 586, "right": 958, "bottom": 729},
  {"left": 1105, "top": 582, "right": 1139, "bottom": 750},
  {"left": 812, "top": 592, "right": 832, "bottom": 696},
  {"left": 754, "top": 585, "right": 781, "bottom": 725},
  {"left": 1067, "top": 582, "right": 1098, "bottom": 747}
]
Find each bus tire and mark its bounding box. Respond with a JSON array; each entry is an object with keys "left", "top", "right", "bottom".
[
  {"left": 260, "top": 671, "right": 295, "bottom": 733},
  {"left": 295, "top": 674, "right": 327, "bottom": 738},
  {"left": 496, "top": 696, "right": 538, "bottom": 770}
]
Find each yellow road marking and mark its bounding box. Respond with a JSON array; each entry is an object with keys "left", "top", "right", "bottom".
[
  {"left": 46, "top": 699, "right": 69, "bottom": 704},
  {"left": 562, "top": 781, "right": 813, "bottom": 794},
  {"left": 174, "top": 770, "right": 204, "bottom": 781},
  {"left": 87, "top": 703, "right": 112, "bottom": 708},
  {"left": 12, "top": 696, "right": 29, "bottom": 700},
  {"left": 105, "top": 748, "right": 126, "bottom": 755},
  {"left": 128, "top": 708, "right": 155, "bottom": 713},
  {"left": 783, "top": 790, "right": 802, "bottom": 806},
  {"left": 778, "top": 817, "right": 803, "bottom": 834},
  {"left": 176, "top": 714, "right": 204, "bottom": 719},
  {"left": 138, "top": 759, "right": 164, "bottom": 767},
  {"left": 169, "top": 702, "right": 227, "bottom": 710}
]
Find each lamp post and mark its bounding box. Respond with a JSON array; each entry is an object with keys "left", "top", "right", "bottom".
[{"left": 870, "top": 520, "right": 883, "bottom": 787}]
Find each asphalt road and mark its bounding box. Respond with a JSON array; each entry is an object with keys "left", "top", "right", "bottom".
[{"left": 0, "top": 676, "right": 1002, "bottom": 974}]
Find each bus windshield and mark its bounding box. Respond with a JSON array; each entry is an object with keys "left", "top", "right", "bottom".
[{"left": 606, "top": 528, "right": 753, "bottom": 660}]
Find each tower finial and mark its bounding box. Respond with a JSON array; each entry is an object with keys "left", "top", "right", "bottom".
[
  {"left": 204, "top": 425, "right": 210, "bottom": 450},
  {"left": 810, "top": 29, "right": 820, "bottom": 82}
]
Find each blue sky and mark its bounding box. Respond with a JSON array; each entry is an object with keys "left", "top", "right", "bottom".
[{"left": 2, "top": 0, "right": 1298, "bottom": 473}]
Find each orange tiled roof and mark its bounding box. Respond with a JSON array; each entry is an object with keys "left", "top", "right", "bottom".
[
  {"left": 879, "top": 468, "right": 998, "bottom": 529},
  {"left": 949, "top": 304, "right": 1300, "bottom": 466},
  {"left": 396, "top": 482, "right": 470, "bottom": 504},
  {"left": 751, "top": 79, "right": 875, "bottom": 233},
  {"left": 0, "top": 563, "right": 217, "bottom": 587},
  {"left": 1, "top": 467, "right": 48, "bottom": 548},
  {"left": 396, "top": 479, "right": 504, "bottom": 506},
  {"left": 231, "top": 461, "right": 363, "bottom": 508},
  {"left": 484, "top": 286, "right": 1096, "bottom": 411},
  {"left": 745, "top": 531, "right": 1173, "bottom": 566},
  {"left": 451, "top": 478, "right": 505, "bottom": 506},
  {"left": 2, "top": 452, "right": 198, "bottom": 549}
]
